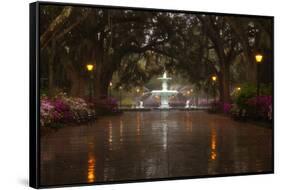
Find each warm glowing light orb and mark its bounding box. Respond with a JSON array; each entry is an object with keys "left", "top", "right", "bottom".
[
  {"left": 255, "top": 54, "right": 263, "bottom": 63},
  {"left": 86, "top": 64, "right": 94, "bottom": 71}
]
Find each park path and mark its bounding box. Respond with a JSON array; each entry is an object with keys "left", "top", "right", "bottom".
[{"left": 40, "top": 110, "right": 272, "bottom": 186}]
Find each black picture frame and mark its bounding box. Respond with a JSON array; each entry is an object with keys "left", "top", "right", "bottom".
[{"left": 30, "top": 1, "right": 274, "bottom": 188}]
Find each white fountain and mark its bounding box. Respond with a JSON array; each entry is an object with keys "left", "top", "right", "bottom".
[
  {"left": 136, "top": 101, "right": 144, "bottom": 109},
  {"left": 185, "top": 100, "right": 190, "bottom": 108},
  {"left": 152, "top": 72, "right": 178, "bottom": 109}
]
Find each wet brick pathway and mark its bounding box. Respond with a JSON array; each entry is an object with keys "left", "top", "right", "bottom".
[{"left": 40, "top": 110, "right": 273, "bottom": 186}]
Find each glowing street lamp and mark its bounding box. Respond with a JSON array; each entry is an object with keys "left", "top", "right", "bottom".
[
  {"left": 211, "top": 75, "right": 217, "bottom": 103},
  {"left": 255, "top": 54, "right": 263, "bottom": 63},
  {"left": 109, "top": 81, "right": 113, "bottom": 97},
  {"left": 255, "top": 53, "right": 263, "bottom": 115},
  {"left": 86, "top": 63, "right": 95, "bottom": 102},
  {"left": 119, "top": 86, "right": 122, "bottom": 107},
  {"left": 86, "top": 64, "right": 94, "bottom": 72},
  {"left": 237, "top": 87, "right": 241, "bottom": 91},
  {"left": 136, "top": 88, "right": 140, "bottom": 93}
]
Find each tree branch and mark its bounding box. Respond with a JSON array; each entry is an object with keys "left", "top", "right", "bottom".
[{"left": 40, "top": 6, "right": 73, "bottom": 48}]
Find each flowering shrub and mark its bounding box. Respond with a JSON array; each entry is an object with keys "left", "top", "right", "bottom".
[
  {"left": 268, "top": 105, "right": 272, "bottom": 120},
  {"left": 233, "top": 83, "right": 256, "bottom": 110},
  {"left": 223, "top": 102, "right": 232, "bottom": 114},
  {"left": 230, "top": 104, "right": 247, "bottom": 120},
  {"left": 230, "top": 83, "right": 272, "bottom": 121},
  {"left": 229, "top": 95, "right": 272, "bottom": 121},
  {"left": 40, "top": 97, "right": 56, "bottom": 127},
  {"left": 40, "top": 93, "right": 94, "bottom": 127},
  {"left": 246, "top": 95, "right": 272, "bottom": 120}
]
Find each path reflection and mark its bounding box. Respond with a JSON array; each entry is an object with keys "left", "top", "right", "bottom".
[
  {"left": 208, "top": 123, "right": 218, "bottom": 174},
  {"left": 162, "top": 123, "right": 168, "bottom": 151},
  {"left": 87, "top": 155, "right": 96, "bottom": 183},
  {"left": 185, "top": 112, "right": 193, "bottom": 133},
  {"left": 87, "top": 143, "right": 96, "bottom": 183},
  {"left": 119, "top": 119, "right": 123, "bottom": 143},
  {"left": 210, "top": 127, "right": 217, "bottom": 160},
  {"left": 161, "top": 112, "right": 168, "bottom": 151},
  {"left": 136, "top": 112, "right": 141, "bottom": 136},
  {"left": 108, "top": 120, "right": 113, "bottom": 150},
  {"left": 136, "top": 112, "right": 142, "bottom": 144}
]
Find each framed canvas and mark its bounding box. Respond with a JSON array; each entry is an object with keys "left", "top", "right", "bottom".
[{"left": 30, "top": 1, "right": 274, "bottom": 188}]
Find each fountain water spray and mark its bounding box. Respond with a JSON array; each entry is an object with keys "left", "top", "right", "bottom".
[{"left": 152, "top": 72, "right": 178, "bottom": 109}]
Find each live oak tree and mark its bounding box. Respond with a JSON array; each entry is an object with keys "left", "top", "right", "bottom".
[{"left": 40, "top": 5, "right": 90, "bottom": 96}]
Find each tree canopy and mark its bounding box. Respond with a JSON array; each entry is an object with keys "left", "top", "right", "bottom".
[{"left": 40, "top": 5, "right": 273, "bottom": 102}]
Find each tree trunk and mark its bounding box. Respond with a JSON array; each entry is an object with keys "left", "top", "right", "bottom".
[
  {"left": 216, "top": 44, "right": 231, "bottom": 103},
  {"left": 69, "top": 75, "right": 86, "bottom": 97},
  {"left": 221, "top": 62, "right": 231, "bottom": 102},
  {"left": 63, "top": 60, "right": 86, "bottom": 97},
  {"left": 195, "top": 94, "right": 199, "bottom": 107},
  {"left": 92, "top": 46, "right": 118, "bottom": 99},
  {"left": 93, "top": 63, "right": 113, "bottom": 99},
  {"left": 48, "top": 40, "right": 56, "bottom": 96},
  {"left": 218, "top": 72, "right": 224, "bottom": 102},
  {"left": 247, "top": 51, "right": 257, "bottom": 84}
]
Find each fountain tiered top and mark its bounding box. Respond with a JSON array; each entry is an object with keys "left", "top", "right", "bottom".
[{"left": 151, "top": 72, "right": 178, "bottom": 108}]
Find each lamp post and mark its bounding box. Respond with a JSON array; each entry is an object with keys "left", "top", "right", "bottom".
[
  {"left": 109, "top": 81, "right": 113, "bottom": 97},
  {"left": 255, "top": 54, "right": 263, "bottom": 97},
  {"left": 255, "top": 53, "right": 263, "bottom": 115},
  {"left": 211, "top": 75, "right": 217, "bottom": 104},
  {"left": 86, "top": 63, "right": 94, "bottom": 102},
  {"left": 136, "top": 88, "right": 140, "bottom": 108},
  {"left": 119, "top": 86, "right": 122, "bottom": 108}
]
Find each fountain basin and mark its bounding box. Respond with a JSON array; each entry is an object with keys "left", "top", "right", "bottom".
[{"left": 151, "top": 90, "right": 178, "bottom": 109}]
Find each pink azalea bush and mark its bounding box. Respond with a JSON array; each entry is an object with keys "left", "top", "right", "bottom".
[
  {"left": 231, "top": 83, "right": 272, "bottom": 121},
  {"left": 223, "top": 102, "right": 232, "bottom": 114},
  {"left": 40, "top": 97, "right": 56, "bottom": 127},
  {"left": 246, "top": 95, "right": 272, "bottom": 120},
  {"left": 40, "top": 93, "right": 94, "bottom": 127},
  {"left": 230, "top": 95, "right": 272, "bottom": 121}
]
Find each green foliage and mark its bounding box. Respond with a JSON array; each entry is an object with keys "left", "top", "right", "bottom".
[
  {"left": 48, "top": 122, "right": 64, "bottom": 128},
  {"left": 233, "top": 83, "right": 272, "bottom": 110},
  {"left": 40, "top": 88, "right": 49, "bottom": 96},
  {"left": 234, "top": 83, "right": 256, "bottom": 109},
  {"left": 260, "top": 83, "right": 272, "bottom": 95},
  {"left": 121, "top": 97, "right": 134, "bottom": 107}
]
